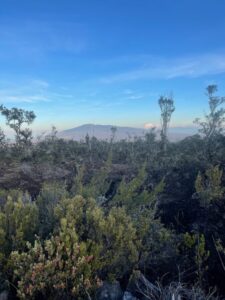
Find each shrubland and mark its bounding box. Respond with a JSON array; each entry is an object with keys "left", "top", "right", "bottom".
[{"left": 0, "top": 86, "right": 225, "bottom": 299}]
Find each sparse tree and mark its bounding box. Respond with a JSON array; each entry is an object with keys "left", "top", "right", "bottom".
[
  {"left": 0, "top": 127, "right": 6, "bottom": 148},
  {"left": 0, "top": 105, "right": 36, "bottom": 146},
  {"left": 158, "top": 96, "right": 175, "bottom": 153},
  {"left": 194, "top": 85, "right": 225, "bottom": 139},
  {"left": 110, "top": 126, "right": 117, "bottom": 143},
  {"left": 45, "top": 125, "right": 58, "bottom": 142},
  {"left": 194, "top": 85, "right": 225, "bottom": 160}
]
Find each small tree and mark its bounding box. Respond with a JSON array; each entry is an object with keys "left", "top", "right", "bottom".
[
  {"left": 0, "top": 105, "right": 36, "bottom": 146},
  {"left": 158, "top": 96, "right": 175, "bottom": 153},
  {"left": 110, "top": 126, "right": 117, "bottom": 143},
  {"left": 194, "top": 85, "right": 225, "bottom": 160},
  {"left": 0, "top": 128, "right": 6, "bottom": 148},
  {"left": 195, "top": 85, "right": 225, "bottom": 139}
]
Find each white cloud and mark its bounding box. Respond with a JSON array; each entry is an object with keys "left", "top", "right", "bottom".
[{"left": 144, "top": 122, "right": 156, "bottom": 129}]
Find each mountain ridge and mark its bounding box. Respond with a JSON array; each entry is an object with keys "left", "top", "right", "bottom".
[{"left": 58, "top": 124, "right": 196, "bottom": 141}]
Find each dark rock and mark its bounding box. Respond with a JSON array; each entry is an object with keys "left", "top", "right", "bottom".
[
  {"left": 96, "top": 281, "right": 123, "bottom": 300},
  {"left": 0, "top": 291, "right": 8, "bottom": 300}
]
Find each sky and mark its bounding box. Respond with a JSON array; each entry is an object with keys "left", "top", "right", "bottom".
[{"left": 0, "top": 0, "right": 225, "bottom": 134}]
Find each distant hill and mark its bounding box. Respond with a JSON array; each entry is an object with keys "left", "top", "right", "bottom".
[
  {"left": 58, "top": 124, "right": 197, "bottom": 142},
  {"left": 58, "top": 124, "right": 145, "bottom": 141}
]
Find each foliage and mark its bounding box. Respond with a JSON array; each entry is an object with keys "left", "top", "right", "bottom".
[
  {"left": 0, "top": 190, "right": 38, "bottom": 297},
  {"left": 0, "top": 86, "right": 225, "bottom": 297},
  {"left": 82, "top": 151, "right": 112, "bottom": 200},
  {"left": 112, "top": 163, "right": 164, "bottom": 214},
  {"left": 0, "top": 128, "right": 6, "bottom": 147},
  {"left": 195, "top": 165, "right": 225, "bottom": 207},
  {"left": 10, "top": 219, "right": 98, "bottom": 299},
  {"left": 36, "top": 182, "right": 68, "bottom": 239},
  {"left": 54, "top": 196, "right": 138, "bottom": 280},
  {"left": 182, "top": 233, "right": 210, "bottom": 287},
  {"left": 0, "top": 105, "right": 35, "bottom": 146},
  {"left": 194, "top": 85, "right": 225, "bottom": 160},
  {"left": 194, "top": 85, "right": 225, "bottom": 139},
  {"left": 158, "top": 96, "right": 175, "bottom": 153},
  {"left": 0, "top": 192, "right": 38, "bottom": 262}
]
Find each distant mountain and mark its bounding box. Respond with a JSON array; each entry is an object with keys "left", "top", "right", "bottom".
[
  {"left": 58, "top": 124, "right": 146, "bottom": 141},
  {"left": 58, "top": 124, "right": 197, "bottom": 142}
]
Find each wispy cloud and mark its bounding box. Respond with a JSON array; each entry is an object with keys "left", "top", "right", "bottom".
[
  {"left": 121, "top": 89, "right": 145, "bottom": 100},
  {"left": 99, "top": 53, "right": 225, "bottom": 83},
  {"left": 0, "top": 79, "right": 72, "bottom": 104},
  {"left": 121, "top": 89, "right": 158, "bottom": 102},
  {"left": 123, "top": 89, "right": 134, "bottom": 95},
  {"left": 125, "top": 94, "right": 145, "bottom": 100},
  {"left": 0, "top": 94, "right": 50, "bottom": 104},
  {"left": 31, "top": 79, "right": 50, "bottom": 89},
  {"left": 0, "top": 19, "right": 87, "bottom": 59}
]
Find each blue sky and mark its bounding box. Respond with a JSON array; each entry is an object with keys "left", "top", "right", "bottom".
[{"left": 0, "top": 0, "right": 225, "bottom": 133}]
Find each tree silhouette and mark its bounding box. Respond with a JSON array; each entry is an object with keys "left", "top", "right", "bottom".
[
  {"left": 0, "top": 105, "right": 36, "bottom": 146},
  {"left": 158, "top": 96, "right": 175, "bottom": 153}
]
